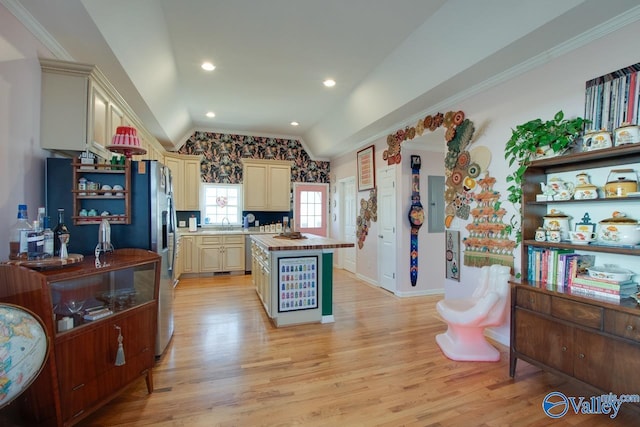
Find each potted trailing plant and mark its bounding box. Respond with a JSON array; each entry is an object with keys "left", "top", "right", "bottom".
[{"left": 504, "top": 110, "right": 589, "bottom": 243}]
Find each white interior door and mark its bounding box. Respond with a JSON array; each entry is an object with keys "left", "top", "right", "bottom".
[
  {"left": 377, "top": 166, "right": 396, "bottom": 292},
  {"left": 340, "top": 177, "right": 356, "bottom": 273}
]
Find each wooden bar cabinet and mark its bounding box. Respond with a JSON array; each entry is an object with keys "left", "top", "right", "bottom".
[{"left": 0, "top": 248, "right": 160, "bottom": 426}]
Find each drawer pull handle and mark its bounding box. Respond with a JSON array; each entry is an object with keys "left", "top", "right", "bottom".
[
  {"left": 578, "top": 353, "right": 585, "bottom": 359},
  {"left": 561, "top": 346, "right": 567, "bottom": 352},
  {"left": 627, "top": 325, "right": 635, "bottom": 331},
  {"left": 72, "top": 383, "right": 85, "bottom": 391}
]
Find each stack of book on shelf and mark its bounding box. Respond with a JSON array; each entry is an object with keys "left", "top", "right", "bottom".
[
  {"left": 569, "top": 274, "right": 638, "bottom": 302},
  {"left": 527, "top": 247, "right": 596, "bottom": 290}
]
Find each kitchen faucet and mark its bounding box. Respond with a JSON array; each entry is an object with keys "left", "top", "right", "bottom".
[{"left": 221, "top": 217, "right": 231, "bottom": 230}]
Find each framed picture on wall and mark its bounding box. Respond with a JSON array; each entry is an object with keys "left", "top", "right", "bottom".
[{"left": 357, "top": 145, "right": 375, "bottom": 191}]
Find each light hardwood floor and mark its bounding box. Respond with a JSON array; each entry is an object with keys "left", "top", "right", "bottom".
[{"left": 79, "top": 269, "right": 640, "bottom": 426}]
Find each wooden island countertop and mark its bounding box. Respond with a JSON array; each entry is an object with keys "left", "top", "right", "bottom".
[{"left": 250, "top": 233, "right": 354, "bottom": 251}]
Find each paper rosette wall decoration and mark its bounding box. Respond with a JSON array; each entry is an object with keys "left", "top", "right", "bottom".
[
  {"left": 461, "top": 173, "right": 516, "bottom": 268},
  {"left": 383, "top": 111, "right": 467, "bottom": 166}
]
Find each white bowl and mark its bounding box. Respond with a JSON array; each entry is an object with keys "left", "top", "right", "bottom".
[{"left": 587, "top": 265, "right": 633, "bottom": 282}]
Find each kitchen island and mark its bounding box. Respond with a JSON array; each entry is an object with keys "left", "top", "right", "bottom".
[{"left": 250, "top": 233, "right": 354, "bottom": 326}]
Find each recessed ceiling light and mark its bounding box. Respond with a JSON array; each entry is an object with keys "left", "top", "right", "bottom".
[
  {"left": 206, "top": 111, "right": 216, "bottom": 118},
  {"left": 201, "top": 62, "right": 216, "bottom": 71},
  {"left": 290, "top": 121, "right": 299, "bottom": 126},
  {"left": 323, "top": 79, "right": 336, "bottom": 88}
]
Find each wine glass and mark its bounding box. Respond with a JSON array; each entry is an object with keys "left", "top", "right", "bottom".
[{"left": 65, "top": 299, "right": 85, "bottom": 326}]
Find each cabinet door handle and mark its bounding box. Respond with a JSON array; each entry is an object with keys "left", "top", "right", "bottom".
[
  {"left": 578, "top": 353, "right": 585, "bottom": 359},
  {"left": 561, "top": 346, "right": 567, "bottom": 352},
  {"left": 627, "top": 324, "right": 635, "bottom": 331},
  {"left": 72, "top": 383, "right": 85, "bottom": 391}
]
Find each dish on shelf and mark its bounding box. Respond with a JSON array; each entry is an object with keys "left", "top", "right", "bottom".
[
  {"left": 587, "top": 265, "right": 633, "bottom": 282},
  {"left": 569, "top": 239, "right": 592, "bottom": 245}
]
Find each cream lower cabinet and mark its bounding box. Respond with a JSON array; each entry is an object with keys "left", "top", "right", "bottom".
[
  {"left": 196, "top": 235, "right": 245, "bottom": 273},
  {"left": 175, "top": 235, "right": 196, "bottom": 278},
  {"left": 164, "top": 153, "right": 202, "bottom": 211},
  {"left": 251, "top": 241, "right": 271, "bottom": 316},
  {"left": 242, "top": 159, "right": 291, "bottom": 211}
]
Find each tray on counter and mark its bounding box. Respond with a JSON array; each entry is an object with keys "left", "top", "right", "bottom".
[
  {"left": 3, "top": 254, "right": 84, "bottom": 270},
  {"left": 274, "top": 232, "right": 306, "bottom": 240}
]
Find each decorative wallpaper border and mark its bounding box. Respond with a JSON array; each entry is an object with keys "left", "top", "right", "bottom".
[{"left": 179, "top": 131, "right": 330, "bottom": 184}]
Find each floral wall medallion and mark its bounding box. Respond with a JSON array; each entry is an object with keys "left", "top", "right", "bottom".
[
  {"left": 356, "top": 188, "right": 377, "bottom": 249},
  {"left": 179, "top": 131, "right": 330, "bottom": 184}
]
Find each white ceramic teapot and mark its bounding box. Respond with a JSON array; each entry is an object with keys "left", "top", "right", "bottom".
[{"left": 545, "top": 177, "right": 575, "bottom": 201}]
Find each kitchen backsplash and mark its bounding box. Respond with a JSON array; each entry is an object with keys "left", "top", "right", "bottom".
[
  {"left": 242, "top": 211, "right": 291, "bottom": 228},
  {"left": 176, "top": 210, "right": 201, "bottom": 227},
  {"left": 178, "top": 131, "right": 330, "bottom": 184},
  {"left": 177, "top": 210, "right": 291, "bottom": 228}
]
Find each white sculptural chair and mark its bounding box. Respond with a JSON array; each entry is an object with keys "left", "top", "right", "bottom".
[{"left": 435, "top": 264, "right": 511, "bottom": 362}]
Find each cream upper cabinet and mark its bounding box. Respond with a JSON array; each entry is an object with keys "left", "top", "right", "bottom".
[
  {"left": 164, "top": 152, "right": 202, "bottom": 211},
  {"left": 91, "top": 81, "right": 110, "bottom": 148},
  {"left": 40, "top": 58, "right": 166, "bottom": 159},
  {"left": 242, "top": 159, "right": 291, "bottom": 211}
]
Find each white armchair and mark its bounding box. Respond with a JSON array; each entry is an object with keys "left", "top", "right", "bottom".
[{"left": 435, "top": 264, "right": 511, "bottom": 362}]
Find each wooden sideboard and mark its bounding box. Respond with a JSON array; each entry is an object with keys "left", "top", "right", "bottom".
[
  {"left": 510, "top": 281, "right": 640, "bottom": 409},
  {"left": 0, "top": 248, "right": 160, "bottom": 426}
]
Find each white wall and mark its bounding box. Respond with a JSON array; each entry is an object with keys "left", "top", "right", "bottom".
[
  {"left": 0, "top": 4, "right": 53, "bottom": 261},
  {"left": 331, "top": 136, "right": 445, "bottom": 292},
  {"left": 329, "top": 19, "right": 640, "bottom": 346}
]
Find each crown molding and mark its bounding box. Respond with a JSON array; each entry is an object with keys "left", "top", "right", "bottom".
[{"left": 1, "top": 0, "right": 73, "bottom": 60}]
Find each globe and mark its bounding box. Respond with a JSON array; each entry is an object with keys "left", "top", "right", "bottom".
[{"left": 0, "top": 303, "right": 49, "bottom": 408}]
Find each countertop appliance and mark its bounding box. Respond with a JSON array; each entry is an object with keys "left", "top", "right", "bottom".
[{"left": 45, "top": 159, "right": 177, "bottom": 357}]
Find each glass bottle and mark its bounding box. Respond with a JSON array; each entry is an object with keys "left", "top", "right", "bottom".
[
  {"left": 9, "top": 204, "right": 32, "bottom": 260},
  {"left": 42, "top": 216, "right": 54, "bottom": 258},
  {"left": 27, "top": 220, "right": 44, "bottom": 259},
  {"left": 53, "top": 208, "right": 70, "bottom": 256}
]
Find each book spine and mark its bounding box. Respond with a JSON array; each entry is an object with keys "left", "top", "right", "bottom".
[
  {"left": 570, "top": 286, "right": 621, "bottom": 301},
  {"left": 571, "top": 282, "right": 622, "bottom": 295},
  {"left": 527, "top": 246, "right": 534, "bottom": 283},
  {"left": 572, "top": 275, "right": 631, "bottom": 290}
]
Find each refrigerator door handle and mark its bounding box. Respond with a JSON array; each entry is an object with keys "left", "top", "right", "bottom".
[{"left": 167, "top": 193, "right": 177, "bottom": 275}]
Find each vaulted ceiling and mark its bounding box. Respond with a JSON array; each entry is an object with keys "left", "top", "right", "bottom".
[{"left": 6, "top": 0, "right": 640, "bottom": 158}]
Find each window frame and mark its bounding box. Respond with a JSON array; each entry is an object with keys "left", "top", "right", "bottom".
[{"left": 200, "top": 183, "right": 243, "bottom": 225}]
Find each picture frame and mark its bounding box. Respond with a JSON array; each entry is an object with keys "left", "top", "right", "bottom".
[{"left": 357, "top": 145, "right": 375, "bottom": 191}]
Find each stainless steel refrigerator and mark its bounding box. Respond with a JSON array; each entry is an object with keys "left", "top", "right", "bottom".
[{"left": 45, "top": 158, "right": 177, "bottom": 357}]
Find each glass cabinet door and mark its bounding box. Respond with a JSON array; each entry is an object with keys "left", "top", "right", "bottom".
[{"left": 50, "top": 262, "right": 156, "bottom": 333}]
